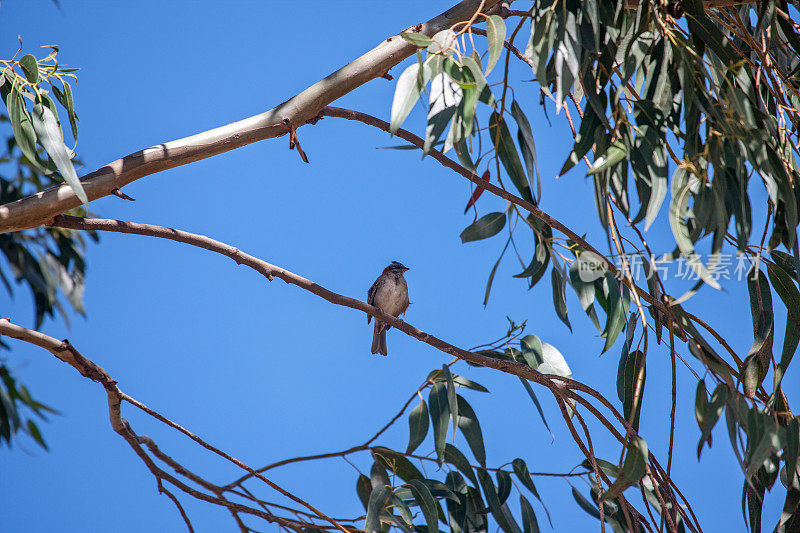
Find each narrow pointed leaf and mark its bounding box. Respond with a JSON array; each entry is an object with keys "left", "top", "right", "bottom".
[
  {"left": 400, "top": 33, "right": 434, "bottom": 47},
  {"left": 8, "top": 87, "right": 43, "bottom": 173},
  {"left": 30, "top": 104, "right": 87, "bottom": 204},
  {"left": 485, "top": 15, "right": 506, "bottom": 75},
  {"left": 476, "top": 468, "right": 523, "bottom": 533},
  {"left": 366, "top": 485, "right": 392, "bottom": 533},
  {"left": 429, "top": 382, "right": 449, "bottom": 464},
  {"left": 550, "top": 268, "right": 572, "bottom": 331},
  {"left": 444, "top": 443, "right": 478, "bottom": 485},
  {"left": 407, "top": 400, "right": 429, "bottom": 454},
  {"left": 19, "top": 54, "right": 39, "bottom": 83},
  {"left": 373, "top": 447, "right": 424, "bottom": 482},
  {"left": 588, "top": 139, "right": 627, "bottom": 175},
  {"left": 443, "top": 365, "right": 459, "bottom": 438},
  {"left": 460, "top": 212, "right": 506, "bottom": 243},
  {"left": 519, "top": 495, "right": 541, "bottom": 533},
  {"left": 390, "top": 61, "right": 429, "bottom": 134},
  {"left": 408, "top": 480, "right": 439, "bottom": 532},
  {"left": 518, "top": 378, "right": 553, "bottom": 436},
  {"left": 464, "top": 170, "right": 490, "bottom": 213},
  {"left": 489, "top": 112, "right": 533, "bottom": 202},
  {"left": 456, "top": 394, "right": 486, "bottom": 466}
]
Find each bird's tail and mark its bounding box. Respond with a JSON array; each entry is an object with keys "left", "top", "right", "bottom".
[{"left": 371, "top": 321, "right": 388, "bottom": 356}]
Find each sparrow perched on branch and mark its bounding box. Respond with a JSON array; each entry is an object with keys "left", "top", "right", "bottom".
[{"left": 367, "top": 261, "right": 410, "bottom": 356}]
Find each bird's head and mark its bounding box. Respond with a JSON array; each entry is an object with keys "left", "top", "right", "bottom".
[{"left": 386, "top": 261, "right": 410, "bottom": 274}]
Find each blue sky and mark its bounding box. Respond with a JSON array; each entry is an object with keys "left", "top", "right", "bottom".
[{"left": 1, "top": 1, "right": 794, "bottom": 532}]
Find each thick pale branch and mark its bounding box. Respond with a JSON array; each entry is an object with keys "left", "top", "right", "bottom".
[{"left": 0, "top": 0, "right": 502, "bottom": 234}]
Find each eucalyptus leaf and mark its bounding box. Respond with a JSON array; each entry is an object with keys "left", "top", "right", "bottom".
[
  {"left": 485, "top": 15, "right": 506, "bottom": 75},
  {"left": 460, "top": 212, "right": 506, "bottom": 243},
  {"left": 407, "top": 400, "right": 429, "bottom": 454},
  {"left": 30, "top": 104, "right": 88, "bottom": 204}
]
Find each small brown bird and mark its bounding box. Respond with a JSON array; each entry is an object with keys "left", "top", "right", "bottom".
[{"left": 367, "top": 261, "right": 410, "bottom": 356}]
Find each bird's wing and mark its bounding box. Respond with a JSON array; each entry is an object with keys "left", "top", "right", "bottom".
[{"left": 367, "top": 277, "right": 383, "bottom": 324}]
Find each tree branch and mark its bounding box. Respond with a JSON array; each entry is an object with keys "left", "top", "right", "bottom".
[
  {"left": 45, "top": 215, "right": 673, "bottom": 468},
  {"left": 46, "top": 214, "right": 595, "bottom": 400},
  {"left": 0, "top": 317, "right": 349, "bottom": 533},
  {"left": 0, "top": 0, "right": 503, "bottom": 234},
  {"left": 316, "top": 106, "right": 692, "bottom": 344}
]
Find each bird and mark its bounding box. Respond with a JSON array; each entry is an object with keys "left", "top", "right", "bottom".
[{"left": 367, "top": 261, "right": 410, "bottom": 356}]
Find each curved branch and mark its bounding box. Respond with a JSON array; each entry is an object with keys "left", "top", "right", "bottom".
[
  {"left": 47, "top": 214, "right": 606, "bottom": 402},
  {"left": 0, "top": 0, "right": 502, "bottom": 234},
  {"left": 318, "top": 107, "right": 689, "bottom": 342},
  {"left": 0, "top": 317, "right": 348, "bottom": 533}
]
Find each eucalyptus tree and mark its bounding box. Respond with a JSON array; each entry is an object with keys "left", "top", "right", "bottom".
[{"left": 2, "top": 1, "right": 800, "bottom": 532}]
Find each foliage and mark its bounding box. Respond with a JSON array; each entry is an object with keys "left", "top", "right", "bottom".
[
  {"left": 0, "top": 43, "right": 95, "bottom": 449},
  {"left": 3, "top": 1, "right": 800, "bottom": 533},
  {"left": 387, "top": 1, "right": 800, "bottom": 531}
]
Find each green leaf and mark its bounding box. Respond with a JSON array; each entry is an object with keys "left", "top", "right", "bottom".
[
  {"left": 357, "top": 474, "right": 372, "bottom": 510},
  {"left": 443, "top": 365, "right": 459, "bottom": 439},
  {"left": 695, "top": 381, "right": 727, "bottom": 458},
  {"left": 390, "top": 494, "right": 414, "bottom": 527},
  {"left": 560, "top": 105, "right": 601, "bottom": 176},
  {"left": 452, "top": 376, "right": 489, "bottom": 393},
  {"left": 441, "top": 59, "right": 478, "bottom": 153},
  {"left": 602, "top": 274, "right": 627, "bottom": 353},
  {"left": 373, "top": 447, "right": 424, "bottom": 482},
  {"left": 668, "top": 168, "right": 721, "bottom": 289},
  {"left": 485, "top": 15, "right": 506, "bottom": 75},
  {"left": 497, "top": 470, "right": 512, "bottom": 505},
  {"left": 366, "top": 484, "right": 392, "bottom": 533},
  {"left": 400, "top": 33, "right": 434, "bottom": 47},
  {"left": 511, "top": 459, "right": 542, "bottom": 502},
  {"left": 444, "top": 443, "right": 478, "bottom": 485},
  {"left": 460, "top": 212, "right": 506, "bottom": 243},
  {"left": 514, "top": 221, "right": 551, "bottom": 287},
  {"left": 518, "top": 378, "right": 553, "bottom": 436},
  {"left": 588, "top": 139, "right": 627, "bottom": 175},
  {"left": 520, "top": 335, "right": 544, "bottom": 368},
  {"left": 519, "top": 495, "right": 541, "bottom": 533},
  {"left": 550, "top": 268, "right": 572, "bottom": 331},
  {"left": 390, "top": 59, "right": 430, "bottom": 134},
  {"left": 19, "top": 54, "right": 38, "bottom": 83},
  {"left": 51, "top": 82, "right": 78, "bottom": 142},
  {"left": 407, "top": 400, "right": 429, "bottom": 454},
  {"left": 30, "top": 104, "right": 88, "bottom": 205},
  {"left": 429, "top": 382, "right": 449, "bottom": 464},
  {"left": 539, "top": 342, "right": 572, "bottom": 377},
  {"left": 484, "top": 238, "right": 510, "bottom": 306},
  {"left": 456, "top": 394, "right": 486, "bottom": 466},
  {"left": 744, "top": 268, "right": 774, "bottom": 396},
  {"left": 766, "top": 261, "right": 800, "bottom": 394},
  {"left": 489, "top": 112, "right": 534, "bottom": 203},
  {"left": 571, "top": 487, "right": 600, "bottom": 519},
  {"left": 407, "top": 480, "right": 439, "bottom": 533},
  {"left": 510, "top": 101, "right": 540, "bottom": 204},
  {"left": 426, "top": 73, "right": 460, "bottom": 153},
  {"left": 645, "top": 168, "right": 667, "bottom": 231},
  {"left": 476, "top": 468, "right": 523, "bottom": 533},
  {"left": 617, "top": 349, "right": 646, "bottom": 432},
  {"left": 7, "top": 86, "right": 43, "bottom": 173},
  {"left": 569, "top": 259, "right": 601, "bottom": 331},
  {"left": 25, "top": 419, "right": 47, "bottom": 450},
  {"left": 371, "top": 461, "right": 391, "bottom": 489},
  {"left": 602, "top": 436, "right": 648, "bottom": 500}
]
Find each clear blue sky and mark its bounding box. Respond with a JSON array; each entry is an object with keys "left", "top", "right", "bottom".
[{"left": 1, "top": 1, "right": 793, "bottom": 532}]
